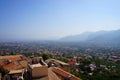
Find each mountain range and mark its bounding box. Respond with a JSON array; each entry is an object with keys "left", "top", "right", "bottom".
[{"left": 60, "top": 29, "right": 120, "bottom": 45}]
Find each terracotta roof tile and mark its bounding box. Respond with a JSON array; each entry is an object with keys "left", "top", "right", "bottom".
[
  {"left": 48, "top": 67, "right": 61, "bottom": 80},
  {"left": 7, "top": 56, "right": 22, "bottom": 61},
  {"left": 0, "top": 55, "right": 22, "bottom": 60},
  {"left": 68, "top": 61, "right": 75, "bottom": 65},
  {"left": 0, "top": 55, "right": 30, "bottom": 71},
  {"left": 3, "top": 62, "right": 14, "bottom": 70},
  {"left": 0, "top": 61, "right": 8, "bottom": 66},
  {"left": 52, "top": 67, "right": 81, "bottom": 80}
]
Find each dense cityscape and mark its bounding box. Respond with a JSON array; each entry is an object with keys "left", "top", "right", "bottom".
[
  {"left": 0, "top": 41, "right": 120, "bottom": 80},
  {"left": 0, "top": 0, "right": 120, "bottom": 80}
]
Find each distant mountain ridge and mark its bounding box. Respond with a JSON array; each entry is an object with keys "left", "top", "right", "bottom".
[{"left": 60, "top": 29, "right": 120, "bottom": 45}]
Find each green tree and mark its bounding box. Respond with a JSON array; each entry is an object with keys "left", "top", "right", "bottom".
[{"left": 42, "top": 54, "right": 50, "bottom": 61}]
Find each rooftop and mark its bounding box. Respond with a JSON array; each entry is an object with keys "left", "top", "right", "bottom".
[
  {"left": 52, "top": 67, "right": 81, "bottom": 80},
  {"left": 8, "top": 69, "right": 24, "bottom": 74},
  {"left": 48, "top": 67, "right": 61, "bottom": 80},
  {"left": 0, "top": 55, "right": 22, "bottom": 60},
  {"left": 29, "top": 63, "right": 42, "bottom": 69},
  {"left": 0, "top": 55, "right": 30, "bottom": 71},
  {"left": 46, "top": 59, "right": 69, "bottom": 66}
]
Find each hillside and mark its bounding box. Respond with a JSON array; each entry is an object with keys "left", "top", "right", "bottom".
[{"left": 60, "top": 29, "right": 120, "bottom": 45}]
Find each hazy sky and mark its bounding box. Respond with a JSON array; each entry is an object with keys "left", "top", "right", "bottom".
[{"left": 0, "top": 0, "right": 120, "bottom": 40}]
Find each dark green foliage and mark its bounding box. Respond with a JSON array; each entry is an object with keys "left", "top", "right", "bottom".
[
  {"left": 71, "top": 58, "right": 120, "bottom": 80},
  {"left": 58, "top": 58, "right": 68, "bottom": 63},
  {"left": 41, "top": 54, "right": 50, "bottom": 61}
]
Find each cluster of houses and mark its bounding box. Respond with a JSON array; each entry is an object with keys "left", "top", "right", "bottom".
[
  {"left": 108, "top": 55, "right": 120, "bottom": 63},
  {"left": 0, "top": 55, "right": 81, "bottom": 80}
]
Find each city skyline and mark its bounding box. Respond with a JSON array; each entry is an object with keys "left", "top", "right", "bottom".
[{"left": 0, "top": 0, "right": 120, "bottom": 41}]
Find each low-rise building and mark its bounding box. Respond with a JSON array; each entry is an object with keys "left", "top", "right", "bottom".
[
  {"left": 8, "top": 69, "right": 24, "bottom": 80},
  {"left": 27, "top": 57, "right": 48, "bottom": 80},
  {"left": 0, "top": 55, "right": 30, "bottom": 80},
  {"left": 45, "top": 59, "right": 70, "bottom": 72},
  {"left": 52, "top": 67, "right": 81, "bottom": 80},
  {"left": 27, "top": 63, "right": 48, "bottom": 80}
]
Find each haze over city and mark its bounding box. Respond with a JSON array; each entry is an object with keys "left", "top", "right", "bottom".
[
  {"left": 1, "top": 1, "right": 120, "bottom": 80},
  {"left": 0, "top": 0, "right": 120, "bottom": 41}
]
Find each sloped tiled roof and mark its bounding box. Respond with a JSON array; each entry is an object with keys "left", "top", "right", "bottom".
[
  {"left": 3, "top": 62, "right": 14, "bottom": 70},
  {"left": 19, "top": 60, "right": 28, "bottom": 68},
  {"left": 48, "top": 67, "right": 61, "bottom": 80},
  {"left": 0, "top": 55, "right": 22, "bottom": 60},
  {"left": 0, "top": 55, "right": 30, "bottom": 71},
  {"left": 3, "top": 62, "right": 24, "bottom": 71},
  {"left": 52, "top": 67, "right": 81, "bottom": 80},
  {"left": 46, "top": 59, "right": 69, "bottom": 65},
  {"left": 8, "top": 56, "right": 21, "bottom": 61},
  {"left": 68, "top": 61, "right": 75, "bottom": 65}
]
